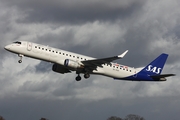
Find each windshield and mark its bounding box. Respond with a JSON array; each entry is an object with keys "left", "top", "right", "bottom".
[{"left": 13, "top": 41, "right": 21, "bottom": 44}]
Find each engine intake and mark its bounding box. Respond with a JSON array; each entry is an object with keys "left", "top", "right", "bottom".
[{"left": 64, "top": 59, "right": 83, "bottom": 69}]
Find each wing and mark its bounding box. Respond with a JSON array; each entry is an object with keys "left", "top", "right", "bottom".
[{"left": 81, "top": 50, "right": 128, "bottom": 71}]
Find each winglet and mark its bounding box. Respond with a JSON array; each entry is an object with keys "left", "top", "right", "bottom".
[{"left": 118, "top": 50, "right": 128, "bottom": 58}]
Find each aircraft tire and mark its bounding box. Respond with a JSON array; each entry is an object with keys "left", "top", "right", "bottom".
[
  {"left": 76, "top": 75, "right": 81, "bottom": 81},
  {"left": 18, "top": 60, "right": 22, "bottom": 63},
  {"left": 84, "top": 73, "right": 90, "bottom": 79}
]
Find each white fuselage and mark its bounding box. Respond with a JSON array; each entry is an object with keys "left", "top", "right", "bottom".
[{"left": 5, "top": 41, "right": 138, "bottom": 79}]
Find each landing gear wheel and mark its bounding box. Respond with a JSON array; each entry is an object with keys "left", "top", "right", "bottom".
[
  {"left": 18, "top": 54, "right": 23, "bottom": 63},
  {"left": 76, "top": 75, "right": 81, "bottom": 81},
  {"left": 18, "top": 60, "right": 22, "bottom": 63},
  {"left": 84, "top": 73, "right": 90, "bottom": 79}
]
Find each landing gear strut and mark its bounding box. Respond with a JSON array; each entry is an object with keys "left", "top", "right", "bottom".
[{"left": 18, "top": 54, "right": 23, "bottom": 63}]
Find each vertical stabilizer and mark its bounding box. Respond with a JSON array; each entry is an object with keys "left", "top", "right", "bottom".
[{"left": 140, "top": 53, "right": 168, "bottom": 75}]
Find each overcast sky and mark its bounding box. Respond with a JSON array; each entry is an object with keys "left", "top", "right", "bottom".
[{"left": 0, "top": 0, "right": 180, "bottom": 120}]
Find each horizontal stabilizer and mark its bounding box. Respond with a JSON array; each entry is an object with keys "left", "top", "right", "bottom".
[{"left": 150, "top": 74, "right": 175, "bottom": 79}]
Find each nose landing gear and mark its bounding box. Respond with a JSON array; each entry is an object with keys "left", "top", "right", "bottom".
[{"left": 18, "top": 54, "right": 23, "bottom": 63}]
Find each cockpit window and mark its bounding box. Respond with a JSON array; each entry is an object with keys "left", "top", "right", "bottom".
[{"left": 13, "top": 41, "right": 21, "bottom": 44}]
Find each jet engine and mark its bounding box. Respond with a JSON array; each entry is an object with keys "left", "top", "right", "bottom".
[
  {"left": 64, "top": 59, "right": 83, "bottom": 69},
  {"left": 52, "top": 63, "right": 70, "bottom": 74}
]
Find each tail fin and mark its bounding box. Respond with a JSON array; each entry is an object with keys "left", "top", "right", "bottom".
[{"left": 140, "top": 53, "right": 168, "bottom": 75}]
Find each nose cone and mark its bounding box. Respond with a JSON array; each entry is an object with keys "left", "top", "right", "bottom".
[{"left": 4, "top": 45, "right": 11, "bottom": 50}]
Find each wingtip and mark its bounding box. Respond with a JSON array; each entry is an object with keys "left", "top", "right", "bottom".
[
  {"left": 171, "top": 74, "right": 176, "bottom": 76},
  {"left": 118, "top": 50, "right": 128, "bottom": 58}
]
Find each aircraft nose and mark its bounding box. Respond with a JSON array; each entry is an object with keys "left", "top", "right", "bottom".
[{"left": 4, "top": 45, "right": 11, "bottom": 50}]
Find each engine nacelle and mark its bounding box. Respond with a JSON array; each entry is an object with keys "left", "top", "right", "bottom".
[
  {"left": 64, "top": 59, "right": 82, "bottom": 69},
  {"left": 52, "top": 63, "right": 70, "bottom": 74}
]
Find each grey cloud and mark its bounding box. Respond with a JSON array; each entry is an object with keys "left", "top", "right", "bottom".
[
  {"left": 173, "top": 25, "right": 180, "bottom": 38},
  {"left": 35, "top": 61, "right": 52, "bottom": 73},
  {"left": 0, "top": 95, "right": 180, "bottom": 120},
  {"left": 3, "top": 0, "right": 144, "bottom": 24},
  {"left": 1, "top": 0, "right": 180, "bottom": 120}
]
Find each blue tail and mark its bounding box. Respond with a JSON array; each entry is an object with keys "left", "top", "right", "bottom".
[{"left": 140, "top": 53, "right": 168, "bottom": 75}]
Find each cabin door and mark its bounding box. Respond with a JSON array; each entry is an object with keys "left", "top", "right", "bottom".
[{"left": 27, "top": 42, "right": 32, "bottom": 51}]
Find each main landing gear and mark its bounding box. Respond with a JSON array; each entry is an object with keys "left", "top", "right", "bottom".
[
  {"left": 18, "top": 54, "right": 23, "bottom": 63},
  {"left": 76, "top": 75, "right": 81, "bottom": 81},
  {"left": 75, "top": 73, "right": 90, "bottom": 81},
  {"left": 84, "top": 73, "right": 90, "bottom": 79}
]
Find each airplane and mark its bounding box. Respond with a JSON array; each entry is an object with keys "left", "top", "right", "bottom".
[{"left": 4, "top": 41, "right": 175, "bottom": 81}]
